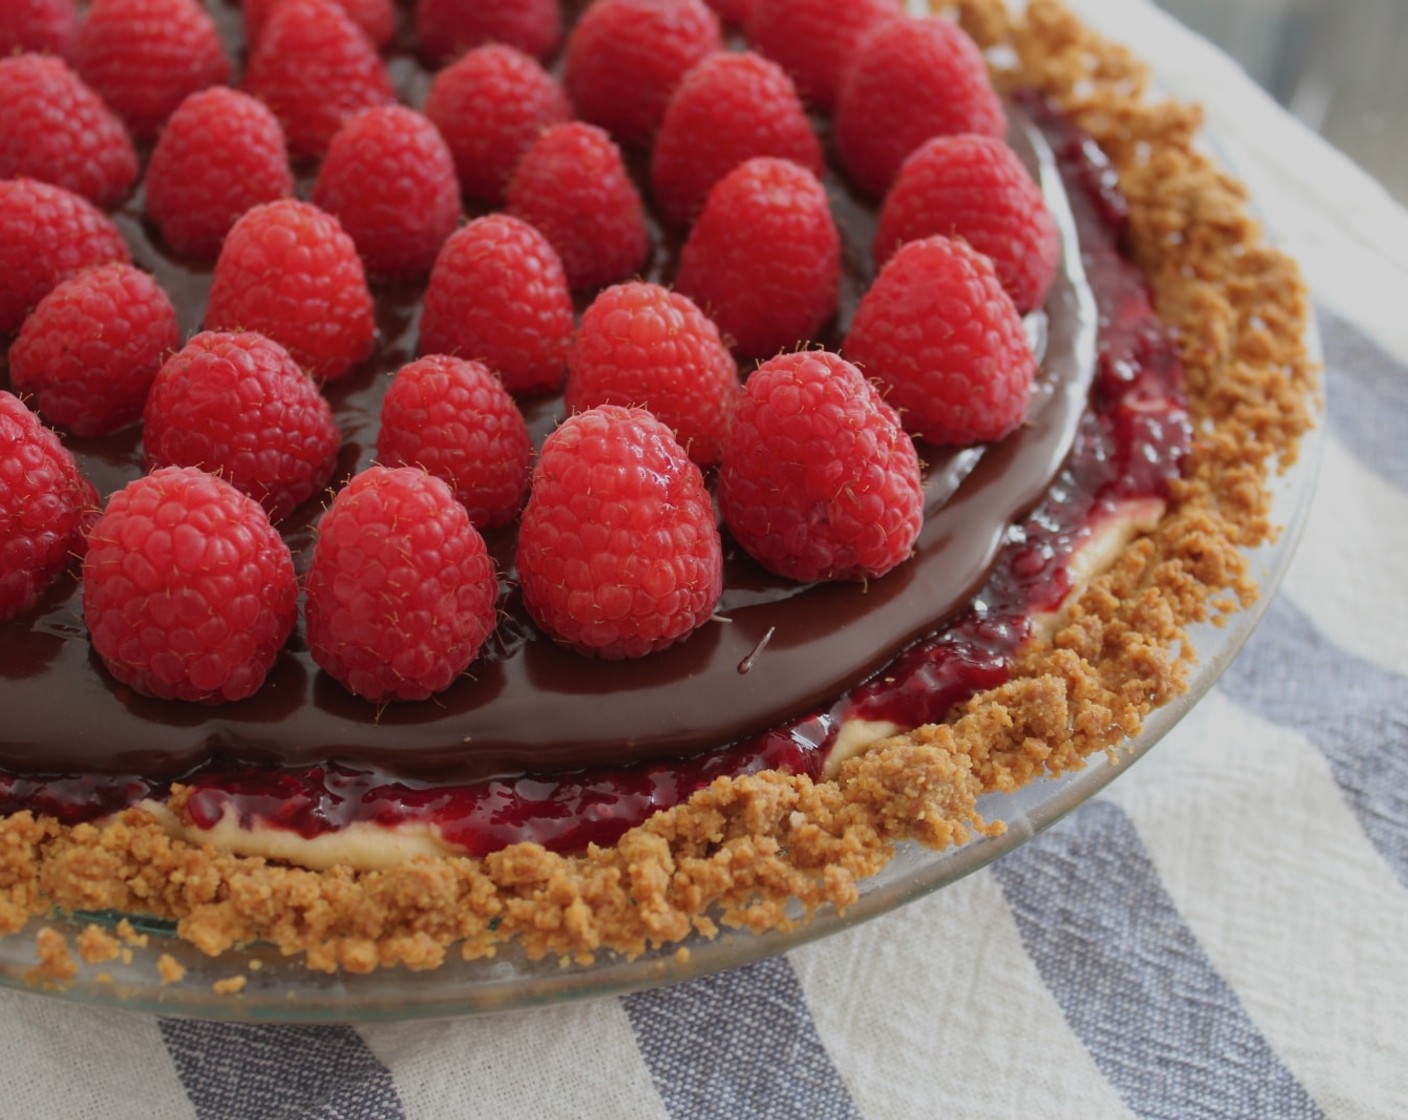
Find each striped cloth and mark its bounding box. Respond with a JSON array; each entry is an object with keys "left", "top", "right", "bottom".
[{"left": 3, "top": 2, "right": 1407, "bottom": 1116}]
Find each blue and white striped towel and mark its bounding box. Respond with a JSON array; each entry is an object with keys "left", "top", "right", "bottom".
[{"left": 3, "top": 2, "right": 1406, "bottom": 1116}]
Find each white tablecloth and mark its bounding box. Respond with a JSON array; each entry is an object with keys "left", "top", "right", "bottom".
[{"left": 3, "top": 2, "right": 1406, "bottom": 1116}]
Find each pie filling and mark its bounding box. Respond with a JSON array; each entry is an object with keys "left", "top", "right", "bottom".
[{"left": 0, "top": 93, "right": 1190, "bottom": 863}]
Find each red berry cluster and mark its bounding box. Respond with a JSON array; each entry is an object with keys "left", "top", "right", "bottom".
[{"left": 1, "top": 0, "right": 1062, "bottom": 710}]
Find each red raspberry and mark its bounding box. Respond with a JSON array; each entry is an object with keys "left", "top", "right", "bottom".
[
  {"left": 876, "top": 133, "right": 1060, "bottom": 314},
  {"left": 564, "top": 0, "right": 722, "bottom": 148},
  {"left": 844, "top": 235, "right": 1035, "bottom": 445},
  {"left": 0, "top": 179, "right": 131, "bottom": 335},
  {"left": 718, "top": 350, "right": 922, "bottom": 582},
  {"left": 244, "top": 0, "right": 395, "bottom": 48},
  {"left": 415, "top": 0, "right": 561, "bottom": 65},
  {"left": 0, "top": 390, "right": 96, "bottom": 621},
  {"left": 305, "top": 465, "right": 499, "bottom": 702},
  {"left": 506, "top": 123, "right": 648, "bottom": 291},
  {"left": 516, "top": 405, "right": 722, "bottom": 660},
  {"left": 674, "top": 157, "right": 839, "bottom": 359},
  {"left": 82, "top": 466, "right": 297, "bottom": 703},
  {"left": 376, "top": 354, "right": 532, "bottom": 529},
  {"left": 8, "top": 263, "right": 178, "bottom": 438},
  {"left": 205, "top": 200, "right": 376, "bottom": 381},
  {"left": 144, "top": 87, "right": 294, "bottom": 260},
  {"left": 313, "top": 106, "right": 460, "bottom": 281},
  {"left": 565, "top": 282, "right": 739, "bottom": 466},
  {"left": 0, "top": 55, "right": 138, "bottom": 209},
  {"left": 835, "top": 16, "right": 1004, "bottom": 198},
  {"left": 0, "top": 0, "right": 79, "bottom": 59},
  {"left": 744, "top": 0, "right": 899, "bottom": 110},
  {"left": 650, "top": 50, "right": 823, "bottom": 228},
  {"left": 73, "top": 0, "right": 230, "bottom": 140},
  {"left": 143, "top": 331, "right": 341, "bottom": 520},
  {"left": 424, "top": 44, "right": 571, "bottom": 206},
  {"left": 419, "top": 214, "right": 574, "bottom": 395},
  {"left": 242, "top": 0, "right": 394, "bottom": 160}
]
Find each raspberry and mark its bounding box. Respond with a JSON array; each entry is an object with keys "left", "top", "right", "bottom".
[
  {"left": 419, "top": 214, "right": 574, "bottom": 395},
  {"left": 73, "top": 0, "right": 230, "bottom": 140},
  {"left": 376, "top": 354, "right": 532, "bottom": 529},
  {"left": 142, "top": 331, "right": 341, "bottom": 520},
  {"left": 674, "top": 157, "right": 839, "bottom": 359},
  {"left": 415, "top": 0, "right": 561, "bottom": 65},
  {"left": 702, "top": 0, "right": 750, "bottom": 26},
  {"left": 565, "top": 282, "right": 739, "bottom": 466},
  {"left": 205, "top": 200, "right": 376, "bottom": 381},
  {"left": 718, "top": 350, "right": 922, "bottom": 582},
  {"left": 144, "top": 87, "right": 294, "bottom": 260},
  {"left": 0, "top": 55, "right": 138, "bottom": 209},
  {"left": 744, "top": 0, "right": 899, "bottom": 110},
  {"left": 835, "top": 16, "right": 1004, "bottom": 198},
  {"left": 876, "top": 133, "right": 1060, "bottom": 314},
  {"left": 313, "top": 106, "right": 460, "bottom": 281},
  {"left": 0, "top": 0, "right": 79, "bottom": 59},
  {"left": 506, "top": 123, "right": 649, "bottom": 291},
  {"left": 0, "top": 391, "right": 96, "bottom": 622},
  {"left": 244, "top": 0, "right": 395, "bottom": 48},
  {"left": 305, "top": 465, "right": 499, "bottom": 702},
  {"left": 424, "top": 44, "right": 571, "bottom": 206},
  {"left": 844, "top": 235, "right": 1035, "bottom": 445},
  {"left": 82, "top": 467, "right": 297, "bottom": 703},
  {"left": 9, "top": 263, "right": 179, "bottom": 438},
  {"left": 0, "top": 179, "right": 131, "bottom": 335},
  {"left": 650, "top": 50, "right": 824, "bottom": 228},
  {"left": 564, "top": 0, "right": 722, "bottom": 148},
  {"left": 516, "top": 405, "right": 722, "bottom": 660},
  {"left": 242, "top": 0, "right": 394, "bottom": 160}
]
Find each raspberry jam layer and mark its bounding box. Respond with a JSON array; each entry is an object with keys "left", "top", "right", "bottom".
[{"left": 0, "top": 69, "right": 1188, "bottom": 854}]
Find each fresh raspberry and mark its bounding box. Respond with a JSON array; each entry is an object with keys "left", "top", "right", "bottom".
[
  {"left": 423, "top": 44, "right": 571, "bottom": 206},
  {"left": 0, "top": 391, "right": 96, "bottom": 622},
  {"left": 0, "top": 0, "right": 79, "bottom": 59},
  {"left": 674, "top": 157, "right": 839, "bottom": 359},
  {"left": 0, "top": 55, "right": 138, "bottom": 209},
  {"left": 515, "top": 405, "right": 722, "bottom": 660},
  {"left": 8, "top": 264, "right": 178, "bottom": 438},
  {"left": 376, "top": 354, "right": 532, "bottom": 529},
  {"left": 244, "top": 0, "right": 395, "bottom": 49},
  {"left": 242, "top": 0, "right": 394, "bottom": 160},
  {"left": 0, "top": 179, "right": 131, "bottom": 335},
  {"left": 506, "top": 123, "right": 648, "bottom": 291},
  {"left": 419, "top": 214, "right": 574, "bottom": 395},
  {"left": 650, "top": 50, "right": 824, "bottom": 228},
  {"left": 305, "top": 465, "right": 499, "bottom": 702},
  {"left": 744, "top": 0, "right": 899, "bottom": 110},
  {"left": 313, "top": 106, "right": 460, "bottom": 281},
  {"left": 718, "top": 350, "right": 922, "bottom": 582},
  {"left": 564, "top": 0, "right": 722, "bottom": 148},
  {"left": 415, "top": 0, "right": 561, "bottom": 65},
  {"left": 844, "top": 235, "right": 1035, "bottom": 445},
  {"left": 876, "top": 133, "right": 1060, "bottom": 314},
  {"left": 73, "top": 0, "right": 230, "bottom": 140},
  {"left": 205, "top": 200, "right": 376, "bottom": 381},
  {"left": 144, "top": 87, "right": 294, "bottom": 260},
  {"left": 82, "top": 466, "right": 297, "bottom": 703},
  {"left": 835, "top": 16, "right": 1004, "bottom": 198},
  {"left": 142, "top": 331, "right": 341, "bottom": 520},
  {"left": 565, "top": 282, "right": 739, "bottom": 466}
]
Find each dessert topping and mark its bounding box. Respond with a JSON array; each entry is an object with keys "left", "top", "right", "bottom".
[
  {"left": 718, "top": 349, "right": 924, "bottom": 582},
  {"left": 305, "top": 465, "right": 499, "bottom": 702}
]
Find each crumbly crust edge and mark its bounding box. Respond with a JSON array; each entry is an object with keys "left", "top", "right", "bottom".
[{"left": 3, "top": 0, "right": 1317, "bottom": 981}]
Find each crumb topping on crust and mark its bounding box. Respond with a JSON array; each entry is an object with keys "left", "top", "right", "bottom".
[{"left": 0, "top": 0, "right": 1316, "bottom": 979}]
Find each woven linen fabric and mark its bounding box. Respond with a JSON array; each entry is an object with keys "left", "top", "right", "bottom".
[{"left": 2, "top": 2, "right": 1406, "bottom": 1116}]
